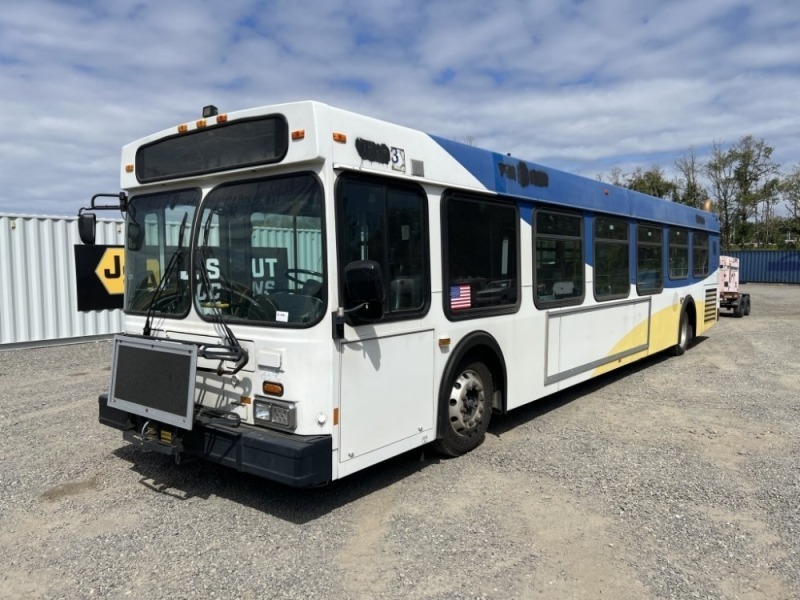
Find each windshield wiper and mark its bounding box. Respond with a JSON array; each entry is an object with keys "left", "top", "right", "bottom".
[
  {"left": 142, "top": 211, "right": 188, "bottom": 336},
  {"left": 196, "top": 210, "right": 248, "bottom": 375}
]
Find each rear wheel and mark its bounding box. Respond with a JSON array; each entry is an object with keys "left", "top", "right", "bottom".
[
  {"left": 670, "top": 309, "right": 691, "bottom": 356},
  {"left": 733, "top": 298, "right": 744, "bottom": 318},
  {"left": 433, "top": 360, "right": 493, "bottom": 457},
  {"left": 743, "top": 295, "right": 751, "bottom": 316}
]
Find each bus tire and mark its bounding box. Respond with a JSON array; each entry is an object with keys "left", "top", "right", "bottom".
[
  {"left": 433, "top": 360, "right": 493, "bottom": 457},
  {"left": 670, "top": 309, "right": 691, "bottom": 356}
]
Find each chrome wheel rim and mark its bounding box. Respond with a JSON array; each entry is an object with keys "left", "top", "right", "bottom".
[{"left": 447, "top": 369, "right": 486, "bottom": 435}]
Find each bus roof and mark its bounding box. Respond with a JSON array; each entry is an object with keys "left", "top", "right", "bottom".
[
  {"left": 122, "top": 100, "right": 719, "bottom": 234},
  {"left": 428, "top": 134, "right": 719, "bottom": 233}
]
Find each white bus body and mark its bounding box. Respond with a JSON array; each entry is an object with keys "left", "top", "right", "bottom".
[{"left": 82, "top": 101, "right": 720, "bottom": 486}]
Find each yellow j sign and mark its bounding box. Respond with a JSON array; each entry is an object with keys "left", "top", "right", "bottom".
[{"left": 94, "top": 247, "right": 125, "bottom": 295}]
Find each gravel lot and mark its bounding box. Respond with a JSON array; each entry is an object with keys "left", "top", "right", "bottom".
[{"left": 1, "top": 283, "right": 798, "bottom": 600}]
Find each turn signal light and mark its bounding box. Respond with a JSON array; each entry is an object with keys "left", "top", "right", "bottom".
[
  {"left": 262, "top": 381, "right": 284, "bottom": 397},
  {"left": 333, "top": 132, "right": 347, "bottom": 143}
]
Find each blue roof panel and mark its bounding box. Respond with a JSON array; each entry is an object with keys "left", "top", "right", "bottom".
[{"left": 429, "top": 134, "right": 719, "bottom": 233}]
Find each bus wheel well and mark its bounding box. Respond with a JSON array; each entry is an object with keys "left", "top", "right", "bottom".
[
  {"left": 433, "top": 333, "right": 506, "bottom": 457},
  {"left": 440, "top": 332, "right": 507, "bottom": 416}
]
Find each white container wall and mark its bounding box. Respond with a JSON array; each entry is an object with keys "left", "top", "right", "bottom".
[{"left": 0, "top": 214, "right": 124, "bottom": 347}]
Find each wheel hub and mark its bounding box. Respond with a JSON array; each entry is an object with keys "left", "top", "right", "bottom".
[{"left": 448, "top": 369, "right": 485, "bottom": 434}]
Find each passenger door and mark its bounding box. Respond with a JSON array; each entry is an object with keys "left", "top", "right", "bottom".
[{"left": 335, "top": 174, "right": 434, "bottom": 469}]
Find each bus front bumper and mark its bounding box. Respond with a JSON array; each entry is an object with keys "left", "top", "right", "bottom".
[{"left": 98, "top": 394, "right": 332, "bottom": 487}]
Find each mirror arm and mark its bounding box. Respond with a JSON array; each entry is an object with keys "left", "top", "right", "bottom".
[
  {"left": 332, "top": 304, "right": 370, "bottom": 341},
  {"left": 77, "top": 193, "right": 128, "bottom": 246},
  {"left": 88, "top": 191, "right": 128, "bottom": 212}
]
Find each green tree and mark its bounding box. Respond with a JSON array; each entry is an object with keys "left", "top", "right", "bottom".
[
  {"left": 674, "top": 147, "right": 707, "bottom": 208},
  {"left": 780, "top": 164, "right": 800, "bottom": 244},
  {"left": 781, "top": 164, "right": 800, "bottom": 221},
  {"left": 730, "top": 135, "right": 781, "bottom": 247},
  {"left": 704, "top": 141, "right": 737, "bottom": 248},
  {"left": 625, "top": 165, "right": 678, "bottom": 200}
]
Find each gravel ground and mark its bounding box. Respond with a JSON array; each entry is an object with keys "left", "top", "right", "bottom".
[{"left": 0, "top": 283, "right": 798, "bottom": 600}]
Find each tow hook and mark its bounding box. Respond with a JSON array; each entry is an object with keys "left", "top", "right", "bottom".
[{"left": 122, "top": 420, "right": 184, "bottom": 459}]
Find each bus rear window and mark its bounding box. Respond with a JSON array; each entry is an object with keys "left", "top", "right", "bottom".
[{"left": 136, "top": 116, "right": 289, "bottom": 182}]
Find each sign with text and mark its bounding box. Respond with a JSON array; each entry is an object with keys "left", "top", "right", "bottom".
[{"left": 74, "top": 245, "right": 125, "bottom": 311}]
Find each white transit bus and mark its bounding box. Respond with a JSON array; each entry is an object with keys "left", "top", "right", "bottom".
[{"left": 78, "top": 101, "right": 720, "bottom": 486}]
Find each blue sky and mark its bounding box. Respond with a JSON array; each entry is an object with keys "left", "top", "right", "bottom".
[{"left": 1, "top": 0, "right": 798, "bottom": 216}]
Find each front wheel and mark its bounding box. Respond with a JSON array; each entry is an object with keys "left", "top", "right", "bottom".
[{"left": 433, "top": 360, "right": 493, "bottom": 457}]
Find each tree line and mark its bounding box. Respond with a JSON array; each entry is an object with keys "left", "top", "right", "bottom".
[{"left": 597, "top": 136, "right": 800, "bottom": 250}]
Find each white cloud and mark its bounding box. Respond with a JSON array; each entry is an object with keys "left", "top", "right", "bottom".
[{"left": 0, "top": 0, "right": 798, "bottom": 216}]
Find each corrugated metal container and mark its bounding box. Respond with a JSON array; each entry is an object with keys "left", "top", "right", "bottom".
[
  {"left": 0, "top": 214, "right": 124, "bottom": 347},
  {"left": 723, "top": 250, "right": 800, "bottom": 284}
]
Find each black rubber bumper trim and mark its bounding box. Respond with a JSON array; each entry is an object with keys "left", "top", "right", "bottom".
[{"left": 98, "top": 394, "right": 332, "bottom": 487}]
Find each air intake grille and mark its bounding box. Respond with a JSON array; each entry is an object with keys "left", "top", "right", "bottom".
[{"left": 704, "top": 287, "right": 718, "bottom": 322}]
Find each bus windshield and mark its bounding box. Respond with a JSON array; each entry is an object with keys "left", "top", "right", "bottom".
[
  {"left": 194, "top": 173, "right": 325, "bottom": 326},
  {"left": 124, "top": 189, "right": 200, "bottom": 315}
]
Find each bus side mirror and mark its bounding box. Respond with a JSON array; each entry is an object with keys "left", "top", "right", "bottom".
[
  {"left": 344, "top": 260, "right": 385, "bottom": 321},
  {"left": 127, "top": 222, "right": 144, "bottom": 251},
  {"left": 78, "top": 212, "right": 97, "bottom": 245}
]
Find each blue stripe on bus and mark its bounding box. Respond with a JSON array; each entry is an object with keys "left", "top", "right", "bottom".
[{"left": 429, "top": 134, "right": 719, "bottom": 233}]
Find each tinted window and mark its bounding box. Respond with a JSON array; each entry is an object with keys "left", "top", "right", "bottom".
[
  {"left": 594, "top": 217, "right": 630, "bottom": 301},
  {"left": 137, "top": 116, "right": 289, "bottom": 183},
  {"left": 637, "top": 224, "right": 663, "bottom": 294},
  {"left": 668, "top": 228, "right": 689, "bottom": 279},
  {"left": 444, "top": 194, "right": 518, "bottom": 316},
  {"left": 534, "top": 210, "right": 584, "bottom": 306},
  {"left": 337, "top": 175, "right": 428, "bottom": 318},
  {"left": 693, "top": 233, "right": 710, "bottom": 277}
]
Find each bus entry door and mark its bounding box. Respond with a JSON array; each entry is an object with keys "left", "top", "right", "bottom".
[{"left": 338, "top": 327, "right": 435, "bottom": 468}]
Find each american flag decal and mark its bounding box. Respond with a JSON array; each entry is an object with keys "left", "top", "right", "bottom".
[{"left": 450, "top": 285, "right": 471, "bottom": 310}]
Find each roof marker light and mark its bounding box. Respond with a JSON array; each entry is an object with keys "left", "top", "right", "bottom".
[
  {"left": 196, "top": 119, "right": 207, "bottom": 128},
  {"left": 216, "top": 114, "right": 228, "bottom": 124},
  {"left": 177, "top": 124, "right": 189, "bottom": 133}
]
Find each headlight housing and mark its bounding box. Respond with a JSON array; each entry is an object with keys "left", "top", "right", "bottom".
[{"left": 253, "top": 398, "right": 296, "bottom": 431}]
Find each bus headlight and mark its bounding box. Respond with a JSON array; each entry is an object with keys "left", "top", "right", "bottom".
[{"left": 253, "top": 398, "right": 296, "bottom": 431}]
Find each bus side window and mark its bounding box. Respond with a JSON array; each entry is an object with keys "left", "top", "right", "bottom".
[
  {"left": 636, "top": 224, "right": 663, "bottom": 295},
  {"left": 668, "top": 228, "right": 689, "bottom": 279},
  {"left": 443, "top": 193, "right": 519, "bottom": 316},
  {"left": 594, "top": 216, "right": 630, "bottom": 301},
  {"left": 693, "top": 232, "right": 709, "bottom": 277},
  {"left": 533, "top": 209, "right": 584, "bottom": 307}
]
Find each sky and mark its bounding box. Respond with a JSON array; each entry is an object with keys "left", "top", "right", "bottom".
[{"left": 1, "top": 0, "right": 799, "bottom": 217}]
